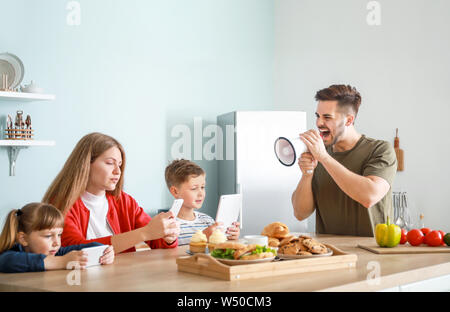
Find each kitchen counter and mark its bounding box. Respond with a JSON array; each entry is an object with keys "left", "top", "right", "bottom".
[{"left": 1, "top": 235, "right": 449, "bottom": 292}]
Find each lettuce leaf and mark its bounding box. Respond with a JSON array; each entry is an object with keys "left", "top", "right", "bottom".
[
  {"left": 211, "top": 245, "right": 277, "bottom": 260},
  {"left": 211, "top": 248, "right": 235, "bottom": 259},
  {"left": 250, "top": 245, "right": 277, "bottom": 256}
]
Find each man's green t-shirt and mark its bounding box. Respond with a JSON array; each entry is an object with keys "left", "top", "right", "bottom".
[{"left": 311, "top": 135, "right": 397, "bottom": 237}]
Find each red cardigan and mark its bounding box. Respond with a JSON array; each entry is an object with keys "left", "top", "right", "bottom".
[{"left": 61, "top": 191, "right": 177, "bottom": 252}]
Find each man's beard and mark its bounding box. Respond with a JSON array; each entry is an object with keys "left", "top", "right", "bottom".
[{"left": 325, "top": 123, "right": 346, "bottom": 147}]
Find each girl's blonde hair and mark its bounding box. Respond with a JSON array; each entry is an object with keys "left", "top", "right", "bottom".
[
  {"left": 42, "top": 132, "right": 126, "bottom": 215},
  {"left": 0, "top": 202, "right": 64, "bottom": 253}
]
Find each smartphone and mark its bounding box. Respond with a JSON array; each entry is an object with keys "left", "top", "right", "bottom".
[
  {"left": 81, "top": 245, "right": 109, "bottom": 268},
  {"left": 169, "top": 199, "right": 184, "bottom": 218}
]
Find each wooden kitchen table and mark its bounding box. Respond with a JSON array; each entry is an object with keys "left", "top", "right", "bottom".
[{"left": 1, "top": 235, "right": 450, "bottom": 292}]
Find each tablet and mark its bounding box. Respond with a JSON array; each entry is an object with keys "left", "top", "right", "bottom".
[
  {"left": 169, "top": 199, "right": 184, "bottom": 218},
  {"left": 81, "top": 245, "right": 109, "bottom": 268},
  {"left": 215, "top": 194, "right": 241, "bottom": 235}
]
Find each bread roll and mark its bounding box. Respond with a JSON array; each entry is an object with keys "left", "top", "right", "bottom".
[
  {"left": 268, "top": 237, "right": 280, "bottom": 247},
  {"left": 261, "top": 222, "right": 290, "bottom": 239},
  {"left": 213, "top": 242, "right": 246, "bottom": 250}
]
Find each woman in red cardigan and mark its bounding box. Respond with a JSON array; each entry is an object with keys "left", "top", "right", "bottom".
[{"left": 43, "top": 132, "right": 179, "bottom": 253}]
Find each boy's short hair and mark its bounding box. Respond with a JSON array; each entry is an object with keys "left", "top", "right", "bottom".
[{"left": 165, "top": 159, "right": 205, "bottom": 189}]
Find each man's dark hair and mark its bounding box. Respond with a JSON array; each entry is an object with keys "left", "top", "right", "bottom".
[{"left": 315, "top": 84, "right": 362, "bottom": 117}]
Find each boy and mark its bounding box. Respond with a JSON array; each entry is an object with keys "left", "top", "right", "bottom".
[{"left": 165, "top": 159, "right": 240, "bottom": 245}]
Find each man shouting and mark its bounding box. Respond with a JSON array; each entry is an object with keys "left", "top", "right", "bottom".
[{"left": 292, "top": 84, "right": 397, "bottom": 236}]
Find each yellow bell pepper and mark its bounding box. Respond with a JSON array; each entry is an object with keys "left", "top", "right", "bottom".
[{"left": 375, "top": 216, "right": 401, "bottom": 248}]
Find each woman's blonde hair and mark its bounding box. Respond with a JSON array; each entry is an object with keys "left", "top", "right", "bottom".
[
  {"left": 0, "top": 203, "right": 64, "bottom": 253},
  {"left": 42, "top": 132, "right": 126, "bottom": 215}
]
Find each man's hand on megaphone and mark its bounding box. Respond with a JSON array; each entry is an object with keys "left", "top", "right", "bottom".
[
  {"left": 298, "top": 152, "right": 318, "bottom": 175},
  {"left": 299, "top": 130, "right": 328, "bottom": 163}
]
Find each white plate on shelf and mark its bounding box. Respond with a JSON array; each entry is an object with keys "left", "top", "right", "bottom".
[
  {"left": 0, "top": 52, "right": 24, "bottom": 89},
  {"left": 277, "top": 248, "right": 333, "bottom": 260}
]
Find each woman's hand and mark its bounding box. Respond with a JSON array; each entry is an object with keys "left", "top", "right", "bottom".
[
  {"left": 163, "top": 218, "right": 180, "bottom": 245},
  {"left": 99, "top": 246, "right": 115, "bottom": 265},
  {"left": 144, "top": 211, "right": 180, "bottom": 241},
  {"left": 226, "top": 222, "right": 240, "bottom": 240}
]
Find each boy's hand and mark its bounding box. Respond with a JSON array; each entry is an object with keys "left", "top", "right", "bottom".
[
  {"left": 226, "top": 222, "right": 240, "bottom": 240},
  {"left": 99, "top": 246, "right": 115, "bottom": 265},
  {"left": 203, "top": 222, "right": 223, "bottom": 239}
]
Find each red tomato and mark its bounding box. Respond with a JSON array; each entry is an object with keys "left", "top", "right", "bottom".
[
  {"left": 407, "top": 229, "right": 424, "bottom": 246},
  {"left": 400, "top": 228, "right": 408, "bottom": 244},
  {"left": 420, "top": 228, "right": 431, "bottom": 236},
  {"left": 425, "top": 231, "right": 443, "bottom": 247}
]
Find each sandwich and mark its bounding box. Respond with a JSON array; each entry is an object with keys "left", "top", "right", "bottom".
[{"left": 210, "top": 242, "right": 277, "bottom": 260}]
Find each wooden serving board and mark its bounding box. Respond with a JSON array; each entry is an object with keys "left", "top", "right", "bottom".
[
  {"left": 176, "top": 244, "right": 357, "bottom": 281},
  {"left": 358, "top": 243, "right": 450, "bottom": 254}
]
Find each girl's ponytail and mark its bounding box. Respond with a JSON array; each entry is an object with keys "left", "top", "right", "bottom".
[{"left": 0, "top": 209, "right": 21, "bottom": 254}]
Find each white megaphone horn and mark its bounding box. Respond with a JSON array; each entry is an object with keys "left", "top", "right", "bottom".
[{"left": 274, "top": 136, "right": 313, "bottom": 174}]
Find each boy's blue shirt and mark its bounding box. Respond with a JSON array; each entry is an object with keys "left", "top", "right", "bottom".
[{"left": 0, "top": 242, "right": 103, "bottom": 273}]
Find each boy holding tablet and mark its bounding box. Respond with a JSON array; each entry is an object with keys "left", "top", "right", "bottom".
[{"left": 165, "top": 159, "right": 240, "bottom": 245}]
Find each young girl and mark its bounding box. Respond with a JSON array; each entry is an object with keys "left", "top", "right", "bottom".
[{"left": 0, "top": 202, "right": 114, "bottom": 273}]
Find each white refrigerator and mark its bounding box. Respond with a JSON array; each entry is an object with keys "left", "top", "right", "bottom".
[{"left": 217, "top": 111, "right": 312, "bottom": 236}]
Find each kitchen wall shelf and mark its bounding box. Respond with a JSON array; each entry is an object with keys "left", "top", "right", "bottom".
[
  {"left": 0, "top": 91, "right": 55, "bottom": 102},
  {"left": 0, "top": 140, "right": 55, "bottom": 176},
  {"left": 1, "top": 89, "right": 56, "bottom": 176}
]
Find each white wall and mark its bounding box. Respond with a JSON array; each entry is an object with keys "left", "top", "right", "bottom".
[{"left": 274, "top": 0, "right": 450, "bottom": 232}]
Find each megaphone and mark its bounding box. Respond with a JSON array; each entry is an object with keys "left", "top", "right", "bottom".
[{"left": 274, "top": 137, "right": 313, "bottom": 173}]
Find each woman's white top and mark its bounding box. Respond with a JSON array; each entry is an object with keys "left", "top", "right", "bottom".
[{"left": 81, "top": 191, "right": 114, "bottom": 240}]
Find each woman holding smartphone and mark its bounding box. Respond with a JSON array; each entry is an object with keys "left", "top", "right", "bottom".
[{"left": 43, "top": 132, "right": 180, "bottom": 253}]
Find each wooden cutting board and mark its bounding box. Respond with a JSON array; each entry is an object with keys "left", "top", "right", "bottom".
[{"left": 358, "top": 243, "right": 450, "bottom": 254}]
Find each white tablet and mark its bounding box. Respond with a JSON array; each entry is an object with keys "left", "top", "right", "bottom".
[
  {"left": 81, "top": 245, "right": 109, "bottom": 268},
  {"left": 215, "top": 194, "right": 241, "bottom": 235},
  {"left": 169, "top": 199, "right": 184, "bottom": 218}
]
